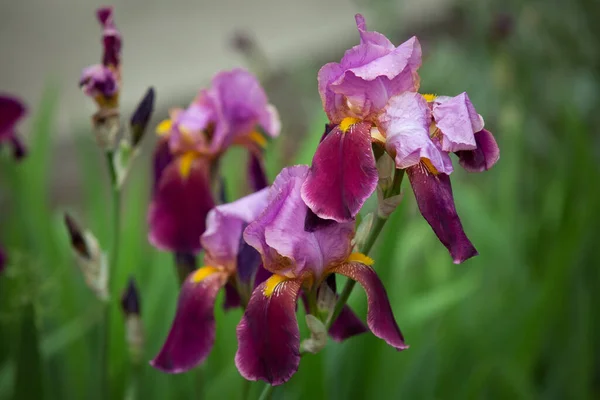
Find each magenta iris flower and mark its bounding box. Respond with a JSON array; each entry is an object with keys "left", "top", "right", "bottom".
[
  {"left": 301, "top": 14, "right": 499, "bottom": 263},
  {"left": 148, "top": 68, "right": 280, "bottom": 254},
  {"left": 151, "top": 188, "right": 270, "bottom": 373},
  {"left": 0, "top": 95, "right": 27, "bottom": 160},
  {"left": 235, "top": 165, "right": 406, "bottom": 385},
  {"left": 79, "top": 7, "right": 121, "bottom": 108}
]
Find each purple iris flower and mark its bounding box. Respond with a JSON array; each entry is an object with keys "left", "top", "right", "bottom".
[
  {"left": 0, "top": 95, "right": 27, "bottom": 160},
  {"left": 151, "top": 188, "right": 270, "bottom": 373},
  {"left": 301, "top": 14, "right": 499, "bottom": 263},
  {"left": 148, "top": 68, "right": 280, "bottom": 255},
  {"left": 235, "top": 165, "right": 407, "bottom": 385},
  {"left": 79, "top": 7, "right": 121, "bottom": 108}
]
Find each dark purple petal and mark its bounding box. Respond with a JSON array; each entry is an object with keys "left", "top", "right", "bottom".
[
  {"left": 0, "top": 95, "right": 26, "bottom": 138},
  {"left": 121, "top": 277, "right": 141, "bottom": 316},
  {"left": 320, "top": 123, "right": 336, "bottom": 143},
  {"left": 407, "top": 164, "right": 478, "bottom": 263},
  {"left": 96, "top": 7, "right": 121, "bottom": 68},
  {"left": 329, "top": 305, "right": 368, "bottom": 342},
  {"left": 223, "top": 281, "right": 242, "bottom": 310},
  {"left": 245, "top": 166, "right": 355, "bottom": 278},
  {"left": 248, "top": 152, "right": 268, "bottom": 192},
  {"left": 301, "top": 121, "right": 378, "bottom": 222},
  {"left": 148, "top": 157, "right": 215, "bottom": 254},
  {"left": 331, "top": 263, "right": 407, "bottom": 349},
  {"left": 303, "top": 208, "right": 335, "bottom": 232},
  {"left": 235, "top": 276, "right": 302, "bottom": 385},
  {"left": 456, "top": 129, "right": 500, "bottom": 172},
  {"left": 152, "top": 138, "right": 174, "bottom": 192},
  {"left": 151, "top": 268, "right": 227, "bottom": 373},
  {"left": 9, "top": 136, "right": 27, "bottom": 160},
  {"left": 79, "top": 65, "right": 119, "bottom": 100},
  {"left": 235, "top": 237, "right": 262, "bottom": 284}
]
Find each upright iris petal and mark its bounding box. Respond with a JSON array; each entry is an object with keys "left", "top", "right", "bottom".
[
  {"left": 302, "top": 121, "right": 378, "bottom": 222},
  {"left": 96, "top": 6, "right": 122, "bottom": 69},
  {"left": 0, "top": 95, "right": 27, "bottom": 160},
  {"left": 152, "top": 189, "right": 270, "bottom": 373}
]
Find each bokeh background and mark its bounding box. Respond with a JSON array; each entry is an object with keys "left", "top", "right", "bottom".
[{"left": 1, "top": 0, "right": 599, "bottom": 399}]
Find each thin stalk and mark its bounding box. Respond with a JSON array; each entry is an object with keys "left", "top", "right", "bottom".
[
  {"left": 100, "top": 150, "right": 121, "bottom": 398},
  {"left": 257, "top": 384, "right": 273, "bottom": 400}
]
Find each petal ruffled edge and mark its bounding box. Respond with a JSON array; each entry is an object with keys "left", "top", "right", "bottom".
[{"left": 456, "top": 129, "right": 500, "bottom": 172}]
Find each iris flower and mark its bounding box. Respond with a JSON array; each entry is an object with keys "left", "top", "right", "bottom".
[
  {"left": 79, "top": 7, "right": 121, "bottom": 108},
  {"left": 236, "top": 165, "right": 406, "bottom": 385},
  {"left": 151, "top": 188, "right": 270, "bottom": 372},
  {"left": 301, "top": 14, "right": 499, "bottom": 263},
  {"left": 148, "top": 68, "right": 280, "bottom": 254}
]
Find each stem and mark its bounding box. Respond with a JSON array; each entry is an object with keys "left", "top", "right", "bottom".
[
  {"left": 174, "top": 252, "right": 197, "bottom": 285},
  {"left": 326, "top": 168, "right": 404, "bottom": 330},
  {"left": 242, "top": 379, "right": 251, "bottom": 400},
  {"left": 100, "top": 150, "right": 121, "bottom": 399},
  {"left": 257, "top": 384, "right": 273, "bottom": 400}
]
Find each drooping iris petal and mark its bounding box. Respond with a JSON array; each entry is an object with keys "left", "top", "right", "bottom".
[
  {"left": 245, "top": 166, "right": 355, "bottom": 278},
  {"left": 201, "top": 188, "right": 270, "bottom": 270},
  {"left": 235, "top": 276, "right": 302, "bottom": 385},
  {"left": 379, "top": 92, "right": 453, "bottom": 175},
  {"left": 301, "top": 121, "right": 378, "bottom": 222},
  {"left": 151, "top": 268, "right": 228, "bottom": 373},
  {"left": 152, "top": 138, "right": 173, "bottom": 191},
  {"left": 406, "top": 164, "right": 478, "bottom": 263},
  {"left": 96, "top": 7, "right": 121, "bottom": 68},
  {"left": 331, "top": 263, "right": 407, "bottom": 350},
  {"left": 456, "top": 129, "right": 500, "bottom": 172},
  {"left": 0, "top": 95, "right": 27, "bottom": 160},
  {"left": 329, "top": 305, "right": 368, "bottom": 342},
  {"left": 248, "top": 152, "right": 268, "bottom": 192},
  {"left": 432, "top": 92, "right": 483, "bottom": 152},
  {"left": 148, "top": 157, "right": 215, "bottom": 253}
]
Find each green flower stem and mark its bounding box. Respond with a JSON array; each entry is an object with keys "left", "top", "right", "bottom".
[
  {"left": 258, "top": 383, "right": 273, "bottom": 400},
  {"left": 100, "top": 149, "right": 122, "bottom": 398}
]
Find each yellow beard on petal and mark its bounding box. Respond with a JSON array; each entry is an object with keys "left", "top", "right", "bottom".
[
  {"left": 191, "top": 266, "right": 220, "bottom": 283},
  {"left": 248, "top": 130, "right": 268, "bottom": 149},
  {"left": 422, "top": 93, "right": 437, "bottom": 103},
  {"left": 346, "top": 252, "right": 374, "bottom": 266},
  {"left": 421, "top": 158, "right": 440, "bottom": 175},
  {"left": 339, "top": 117, "right": 361, "bottom": 133},
  {"left": 156, "top": 119, "right": 173, "bottom": 136},
  {"left": 263, "top": 274, "right": 288, "bottom": 298},
  {"left": 178, "top": 151, "right": 198, "bottom": 179}
]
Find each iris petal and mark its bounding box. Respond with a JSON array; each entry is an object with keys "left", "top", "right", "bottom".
[{"left": 457, "top": 129, "right": 500, "bottom": 172}]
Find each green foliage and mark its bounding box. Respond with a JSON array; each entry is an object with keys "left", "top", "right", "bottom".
[{"left": 1, "top": 1, "right": 599, "bottom": 399}]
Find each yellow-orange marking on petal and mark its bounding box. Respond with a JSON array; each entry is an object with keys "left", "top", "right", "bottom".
[
  {"left": 421, "top": 158, "right": 439, "bottom": 175},
  {"left": 191, "top": 266, "right": 220, "bottom": 283},
  {"left": 156, "top": 119, "right": 172, "bottom": 136},
  {"left": 346, "top": 252, "right": 374, "bottom": 266},
  {"left": 248, "top": 130, "right": 268, "bottom": 148},
  {"left": 422, "top": 93, "right": 437, "bottom": 103},
  {"left": 178, "top": 151, "right": 197, "bottom": 179},
  {"left": 339, "top": 117, "right": 361, "bottom": 133},
  {"left": 263, "top": 274, "right": 288, "bottom": 298}
]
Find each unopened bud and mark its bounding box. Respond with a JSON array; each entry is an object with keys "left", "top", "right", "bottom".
[
  {"left": 64, "top": 213, "right": 109, "bottom": 301},
  {"left": 300, "top": 315, "right": 327, "bottom": 354},
  {"left": 353, "top": 212, "right": 373, "bottom": 249},
  {"left": 129, "top": 87, "right": 155, "bottom": 148},
  {"left": 376, "top": 152, "right": 395, "bottom": 192},
  {"left": 121, "top": 277, "right": 144, "bottom": 364},
  {"left": 92, "top": 108, "right": 120, "bottom": 150}
]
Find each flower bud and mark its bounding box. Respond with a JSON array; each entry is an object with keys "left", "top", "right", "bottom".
[
  {"left": 129, "top": 87, "right": 155, "bottom": 148},
  {"left": 376, "top": 187, "right": 403, "bottom": 219},
  {"left": 376, "top": 152, "right": 394, "bottom": 192},
  {"left": 300, "top": 314, "right": 327, "bottom": 354},
  {"left": 92, "top": 108, "right": 120, "bottom": 151},
  {"left": 121, "top": 277, "right": 144, "bottom": 364},
  {"left": 64, "top": 214, "right": 108, "bottom": 301}
]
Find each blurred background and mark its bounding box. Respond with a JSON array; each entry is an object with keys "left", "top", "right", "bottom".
[{"left": 1, "top": 0, "right": 599, "bottom": 399}]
